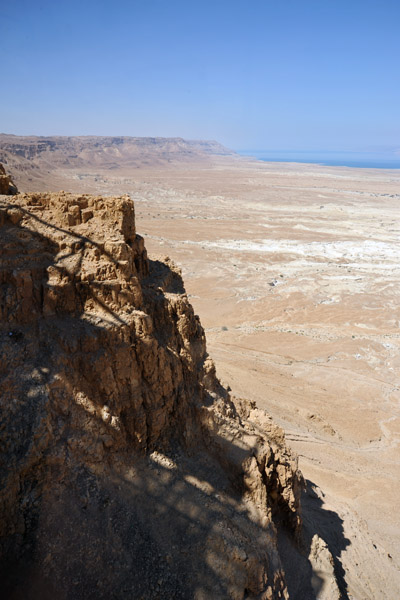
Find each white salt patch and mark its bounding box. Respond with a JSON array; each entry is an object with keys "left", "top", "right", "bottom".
[
  {"left": 292, "top": 224, "right": 311, "bottom": 230},
  {"left": 182, "top": 238, "right": 400, "bottom": 262}
]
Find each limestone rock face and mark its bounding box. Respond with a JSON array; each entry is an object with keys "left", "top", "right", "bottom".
[
  {"left": 0, "top": 163, "right": 18, "bottom": 195},
  {"left": 0, "top": 192, "right": 302, "bottom": 599}
]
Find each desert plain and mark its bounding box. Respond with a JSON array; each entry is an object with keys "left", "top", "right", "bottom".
[{"left": 8, "top": 150, "right": 400, "bottom": 598}]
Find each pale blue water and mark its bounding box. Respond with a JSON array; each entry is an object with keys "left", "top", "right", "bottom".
[{"left": 237, "top": 150, "right": 400, "bottom": 169}]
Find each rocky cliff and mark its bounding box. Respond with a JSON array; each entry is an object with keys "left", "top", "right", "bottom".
[
  {"left": 0, "top": 163, "right": 18, "bottom": 195},
  {"left": 0, "top": 182, "right": 304, "bottom": 599},
  {"left": 0, "top": 135, "right": 239, "bottom": 193}
]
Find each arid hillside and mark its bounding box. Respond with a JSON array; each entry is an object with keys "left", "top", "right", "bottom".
[
  {"left": 0, "top": 175, "right": 348, "bottom": 599},
  {"left": 0, "top": 135, "right": 238, "bottom": 192},
  {"left": 2, "top": 139, "right": 400, "bottom": 598}
]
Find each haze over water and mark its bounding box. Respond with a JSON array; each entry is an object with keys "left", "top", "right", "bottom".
[{"left": 238, "top": 150, "right": 400, "bottom": 169}]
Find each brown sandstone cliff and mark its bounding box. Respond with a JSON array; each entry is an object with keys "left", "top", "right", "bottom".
[
  {"left": 0, "top": 163, "right": 18, "bottom": 195},
  {"left": 0, "top": 188, "right": 303, "bottom": 599}
]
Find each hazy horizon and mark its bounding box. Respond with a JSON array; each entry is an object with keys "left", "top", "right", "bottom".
[
  {"left": 2, "top": 130, "right": 400, "bottom": 168},
  {"left": 1, "top": 131, "right": 399, "bottom": 158},
  {"left": 237, "top": 148, "right": 400, "bottom": 169}
]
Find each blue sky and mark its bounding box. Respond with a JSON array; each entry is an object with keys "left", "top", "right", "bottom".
[{"left": 1, "top": 0, "right": 399, "bottom": 152}]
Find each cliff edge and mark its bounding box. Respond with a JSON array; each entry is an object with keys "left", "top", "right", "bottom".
[
  {"left": 0, "top": 135, "right": 241, "bottom": 193},
  {"left": 0, "top": 184, "right": 305, "bottom": 599}
]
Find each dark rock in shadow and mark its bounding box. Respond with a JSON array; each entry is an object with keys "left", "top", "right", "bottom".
[
  {"left": 276, "top": 479, "right": 350, "bottom": 599},
  {"left": 0, "top": 194, "right": 350, "bottom": 599}
]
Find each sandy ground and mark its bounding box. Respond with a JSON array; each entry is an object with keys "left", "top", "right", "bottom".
[{"left": 26, "top": 158, "right": 400, "bottom": 597}]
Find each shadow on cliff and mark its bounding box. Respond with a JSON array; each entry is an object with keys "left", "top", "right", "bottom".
[
  {"left": 303, "top": 479, "right": 350, "bottom": 599},
  {"left": 0, "top": 207, "right": 351, "bottom": 600},
  {"left": 276, "top": 479, "right": 350, "bottom": 600},
  {"left": 1, "top": 209, "right": 258, "bottom": 599}
]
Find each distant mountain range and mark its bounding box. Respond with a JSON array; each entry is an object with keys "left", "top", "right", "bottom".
[
  {"left": 0, "top": 134, "right": 235, "bottom": 162},
  {"left": 0, "top": 134, "right": 239, "bottom": 191}
]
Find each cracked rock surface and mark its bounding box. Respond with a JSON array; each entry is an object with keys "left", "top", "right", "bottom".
[{"left": 0, "top": 190, "right": 307, "bottom": 599}]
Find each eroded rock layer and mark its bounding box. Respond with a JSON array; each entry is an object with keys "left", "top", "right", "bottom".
[
  {"left": 0, "top": 190, "right": 302, "bottom": 599},
  {"left": 0, "top": 163, "right": 18, "bottom": 195}
]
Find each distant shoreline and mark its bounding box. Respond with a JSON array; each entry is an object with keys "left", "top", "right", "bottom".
[{"left": 237, "top": 151, "right": 400, "bottom": 170}]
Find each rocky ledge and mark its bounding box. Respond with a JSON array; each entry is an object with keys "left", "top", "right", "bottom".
[{"left": 0, "top": 185, "right": 304, "bottom": 599}]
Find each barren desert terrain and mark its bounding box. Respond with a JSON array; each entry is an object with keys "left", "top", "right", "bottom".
[{"left": 3, "top": 138, "right": 400, "bottom": 598}]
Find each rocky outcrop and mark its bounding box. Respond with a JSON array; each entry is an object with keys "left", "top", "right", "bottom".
[
  {"left": 0, "top": 190, "right": 303, "bottom": 599},
  {"left": 0, "top": 163, "right": 18, "bottom": 195}
]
